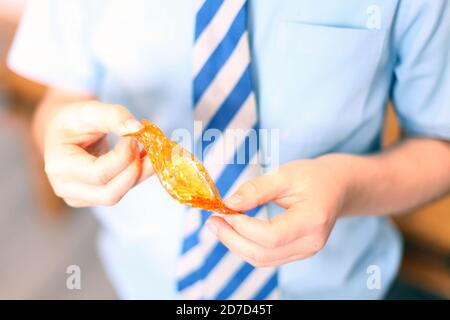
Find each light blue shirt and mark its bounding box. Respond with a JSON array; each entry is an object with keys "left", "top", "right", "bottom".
[{"left": 8, "top": 0, "right": 450, "bottom": 299}]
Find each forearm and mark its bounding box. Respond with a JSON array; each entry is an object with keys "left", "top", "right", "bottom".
[
  {"left": 319, "top": 138, "right": 450, "bottom": 216},
  {"left": 33, "top": 88, "right": 95, "bottom": 153}
]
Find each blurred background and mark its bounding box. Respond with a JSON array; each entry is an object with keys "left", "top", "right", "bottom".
[
  {"left": 0, "top": 0, "right": 449, "bottom": 300},
  {"left": 0, "top": 0, "right": 116, "bottom": 299}
]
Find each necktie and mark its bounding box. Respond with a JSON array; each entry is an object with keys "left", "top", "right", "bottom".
[{"left": 176, "top": 0, "right": 278, "bottom": 300}]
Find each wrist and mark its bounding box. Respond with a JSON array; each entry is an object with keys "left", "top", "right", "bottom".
[{"left": 315, "top": 153, "right": 361, "bottom": 217}]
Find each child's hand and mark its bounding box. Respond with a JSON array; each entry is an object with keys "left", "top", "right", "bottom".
[
  {"left": 44, "top": 101, "right": 154, "bottom": 207},
  {"left": 206, "top": 156, "right": 352, "bottom": 267}
]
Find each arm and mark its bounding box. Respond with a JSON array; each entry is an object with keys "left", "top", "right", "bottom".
[
  {"left": 338, "top": 138, "right": 450, "bottom": 216},
  {"left": 205, "top": 138, "right": 450, "bottom": 267}
]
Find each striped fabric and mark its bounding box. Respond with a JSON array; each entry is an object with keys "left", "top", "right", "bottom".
[{"left": 176, "top": 0, "right": 278, "bottom": 299}]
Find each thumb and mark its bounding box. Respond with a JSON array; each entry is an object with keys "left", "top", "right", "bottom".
[
  {"left": 55, "top": 101, "right": 143, "bottom": 137},
  {"left": 224, "top": 172, "right": 285, "bottom": 212}
]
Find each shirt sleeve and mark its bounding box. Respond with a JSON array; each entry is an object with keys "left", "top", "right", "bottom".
[
  {"left": 7, "top": 0, "right": 101, "bottom": 94},
  {"left": 391, "top": 0, "right": 450, "bottom": 139}
]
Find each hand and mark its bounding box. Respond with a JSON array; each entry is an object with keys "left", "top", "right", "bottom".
[
  {"left": 206, "top": 156, "right": 352, "bottom": 267},
  {"left": 44, "top": 101, "right": 154, "bottom": 207}
]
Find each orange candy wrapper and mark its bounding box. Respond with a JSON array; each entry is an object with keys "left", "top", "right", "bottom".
[{"left": 126, "top": 120, "right": 241, "bottom": 215}]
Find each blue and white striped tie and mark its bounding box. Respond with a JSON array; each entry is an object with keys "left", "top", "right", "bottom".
[{"left": 176, "top": 0, "right": 278, "bottom": 300}]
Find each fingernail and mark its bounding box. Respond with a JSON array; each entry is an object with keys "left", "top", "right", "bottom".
[
  {"left": 140, "top": 149, "right": 147, "bottom": 160},
  {"left": 224, "top": 194, "right": 242, "bottom": 207},
  {"left": 206, "top": 222, "right": 218, "bottom": 236},
  {"left": 123, "top": 119, "right": 144, "bottom": 134}
]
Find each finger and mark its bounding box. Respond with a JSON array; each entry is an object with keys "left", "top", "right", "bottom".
[
  {"left": 51, "top": 157, "right": 141, "bottom": 206},
  {"left": 207, "top": 216, "right": 322, "bottom": 267},
  {"left": 244, "top": 232, "right": 327, "bottom": 267},
  {"left": 135, "top": 156, "right": 154, "bottom": 185},
  {"left": 64, "top": 198, "right": 90, "bottom": 208},
  {"left": 139, "top": 148, "right": 147, "bottom": 159},
  {"left": 223, "top": 205, "right": 322, "bottom": 249},
  {"left": 206, "top": 216, "right": 277, "bottom": 266},
  {"left": 45, "top": 137, "right": 139, "bottom": 185},
  {"left": 254, "top": 253, "right": 311, "bottom": 268},
  {"left": 207, "top": 216, "right": 310, "bottom": 267},
  {"left": 223, "top": 172, "right": 287, "bottom": 212},
  {"left": 93, "top": 157, "right": 142, "bottom": 205},
  {"left": 93, "top": 137, "right": 140, "bottom": 184},
  {"left": 54, "top": 101, "right": 143, "bottom": 138}
]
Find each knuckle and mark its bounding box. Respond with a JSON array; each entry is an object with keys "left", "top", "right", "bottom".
[
  {"left": 308, "top": 235, "right": 328, "bottom": 255},
  {"left": 247, "top": 257, "right": 262, "bottom": 268},
  {"left": 245, "top": 249, "right": 257, "bottom": 261},
  {"left": 48, "top": 180, "right": 64, "bottom": 198},
  {"left": 64, "top": 199, "right": 84, "bottom": 208},
  {"left": 313, "top": 212, "right": 331, "bottom": 230},
  {"left": 315, "top": 235, "right": 328, "bottom": 251},
  {"left": 53, "top": 187, "right": 65, "bottom": 198},
  {"left": 238, "top": 180, "right": 258, "bottom": 198},
  {"left": 93, "top": 166, "right": 111, "bottom": 185},
  {"left": 98, "top": 190, "right": 122, "bottom": 206},
  {"left": 308, "top": 249, "right": 321, "bottom": 258},
  {"left": 248, "top": 260, "right": 262, "bottom": 268},
  {"left": 100, "top": 197, "right": 117, "bottom": 207},
  {"left": 249, "top": 258, "right": 270, "bottom": 268},
  {"left": 246, "top": 250, "right": 268, "bottom": 267},
  {"left": 44, "top": 161, "right": 62, "bottom": 176},
  {"left": 63, "top": 199, "right": 74, "bottom": 206},
  {"left": 265, "top": 232, "right": 284, "bottom": 249}
]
